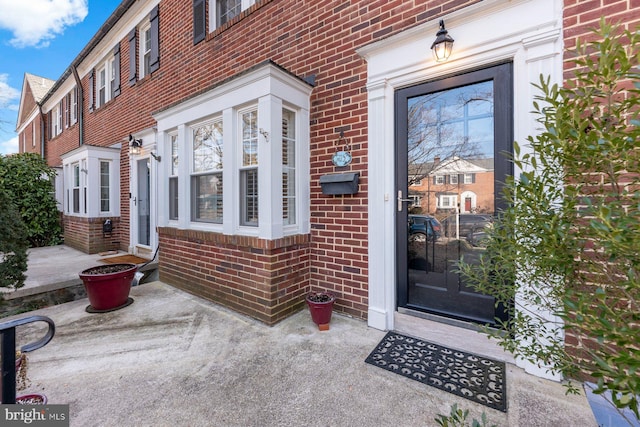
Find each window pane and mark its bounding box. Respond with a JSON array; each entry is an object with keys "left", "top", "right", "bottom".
[
  {"left": 193, "top": 173, "right": 223, "bottom": 222},
  {"left": 170, "top": 134, "right": 179, "bottom": 175},
  {"left": 169, "top": 177, "right": 178, "bottom": 220},
  {"left": 282, "top": 109, "right": 296, "bottom": 225},
  {"left": 193, "top": 121, "right": 223, "bottom": 172},
  {"left": 100, "top": 161, "right": 110, "bottom": 212},
  {"left": 241, "top": 169, "right": 258, "bottom": 226},
  {"left": 217, "top": 0, "right": 241, "bottom": 26},
  {"left": 242, "top": 110, "right": 258, "bottom": 166}
]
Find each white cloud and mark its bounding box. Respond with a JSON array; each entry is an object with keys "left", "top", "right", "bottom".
[
  {"left": 0, "top": 0, "right": 88, "bottom": 48},
  {"left": 0, "top": 135, "right": 18, "bottom": 155},
  {"left": 0, "top": 73, "right": 20, "bottom": 109}
]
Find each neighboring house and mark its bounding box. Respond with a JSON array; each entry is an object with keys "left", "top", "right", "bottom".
[
  {"left": 15, "top": 74, "right": 55, "bottom": 156},
  {"left": 410, "top": 157, "right": 494, "bottom": 217},
  {"left": 14, "top": 0, "right": 631, "bottom": 381}
]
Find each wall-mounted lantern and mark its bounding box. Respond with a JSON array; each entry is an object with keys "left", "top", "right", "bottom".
[
  {"left": 129, "top": 134, "right": 142, "bottom": 155},
  {"left": 431, "top": 20, "right": 454, "bottom": 62}
]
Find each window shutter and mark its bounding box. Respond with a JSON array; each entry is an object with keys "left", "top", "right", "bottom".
[
  {"left": 113, "top": 44, "right": 121, "bottom": 97},
  {"left": 149, "top": 5, "right": 160, "bottom": 73},
  {"left": 432, "top": 176, "right": 436, "bottom": 185},
  {"left": 128, "top": 28, "right": 137, "bottom": 85},
  {"left": 88, "top": 69, "right": 95, "bottom": 112},
  {"left": 47, "top": 111, "right": 52, "bottom": 139},
  {"left": 471, "top": 173, "right": 476, "bottom": 184},
  {"left": 193, "top": 0, "right": 206, "bottom": 44}
]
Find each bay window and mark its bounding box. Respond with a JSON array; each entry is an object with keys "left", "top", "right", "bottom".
[
  {"left": 155, "top": 62, "right": 312, "bottom": 239},
  {"left": 61, "top": 145, "right": 120, "bottom": 218}
]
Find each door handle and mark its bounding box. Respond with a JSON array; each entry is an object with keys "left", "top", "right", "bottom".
[
  {"left": 133, "top": 197, "right": 137, "bottom": 206},
  {"left": 397, "top": 190, "right": 413, "bottom": 212}
]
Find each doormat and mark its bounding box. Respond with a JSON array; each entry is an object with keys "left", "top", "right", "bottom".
[
  {"left": 365, "top": 331, "right": 506, "bottom": 412},
  {"left": 100, "top": 254, "right": 149, "bottom": 265}
]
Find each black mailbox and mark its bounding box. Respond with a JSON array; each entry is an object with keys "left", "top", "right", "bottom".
[
  {"left": 103, "top": 219, "right": 113, "bottom": 233},
  {"left": 319, "top": 172, "right": 360, "bottom": 195}
]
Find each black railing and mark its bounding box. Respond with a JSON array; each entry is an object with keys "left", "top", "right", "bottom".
[{"left": 1, "top": 315, "right": 55, "bottom": 404}]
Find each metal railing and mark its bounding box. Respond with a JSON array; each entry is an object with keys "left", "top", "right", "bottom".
[{"left": 1, "top": 315, "right": 55, "bottom": 404}]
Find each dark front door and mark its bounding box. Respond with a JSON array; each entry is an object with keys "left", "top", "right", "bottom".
[{"left": 396, "top": 63, "right": 513, "bottom": 324}]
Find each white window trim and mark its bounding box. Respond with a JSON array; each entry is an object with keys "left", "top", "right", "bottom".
[
  {"left": 463, "top": 173, "right": 473, "bottom": 184},
  {"left": 190, "top": 118, "right": 224, "bottom": 225},
  {"left": 435, "top": 175, "right": 445, "bottom": 185},
  {"left": 96, "top": 58, "right": 114, "bottom": 108},
  {"left": 31, "top": 122, "right": 36, "bottom": 147},
  {"left": 155, "top": 63, "right": 312, "bottom": 240},
  {"left": 71, "top": 88, "right": 78, "bottom": 124},
  {"left": 139, "top": 21, "right": 151, "bottom": 78},
  {"left": 209, "top": 0, "right": 255, "bottom": 31},
  {"left": 61, "top": 145, "right": 121, "bottom": 218}
]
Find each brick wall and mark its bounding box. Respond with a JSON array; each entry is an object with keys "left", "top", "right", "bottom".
[
  {"left": 64, "top": 216, "right": 122, "bottom": 254},
  {"left": 45, "top": 0, "right": 481, "bottom": 322},
  {"left": 562, "top": 1, "right": 639, "bottom": 373},
  {"left": 158, "top": 227, "right": 310, "bottom": 325}
]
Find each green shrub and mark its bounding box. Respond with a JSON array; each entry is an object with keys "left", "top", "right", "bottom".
[
  {"left": 0, "top": 187, "right": 28, "bottom": 290},
  {"left": 0, "top": 153, "right": 62, "bottom": 247},
  {"left": 458, "top": 19, "right": 639, "bottom": 422}
]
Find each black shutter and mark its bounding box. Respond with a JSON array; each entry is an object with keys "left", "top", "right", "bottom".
[
  {"left": 149, "top": 5, "right": 160, "bottom": 73},
  {"left": 471, "top": 173, "right": 476, "bottom": 183},
  {"left": 193, "top": 0, "right": 206, "bottom": 44},
  {"left": 113, "top": 44, "right": 121, "bottom": 97},
  {"left": 88, "top": 69, "right": 94, "bottom": 112},
  {"left": 128, "top": 28, "right": 137, "bottom": 85}
]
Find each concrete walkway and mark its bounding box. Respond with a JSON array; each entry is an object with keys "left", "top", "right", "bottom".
[{"left": 2, "top": 246, "right": 597, "bottom": 426}]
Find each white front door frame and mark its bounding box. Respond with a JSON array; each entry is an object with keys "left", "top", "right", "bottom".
[
  {"left": 358, "top": 0, "right": 563, "bottom": 380},
  {"left": 129, "top": 130, "right": 159, "bottom": 254}
]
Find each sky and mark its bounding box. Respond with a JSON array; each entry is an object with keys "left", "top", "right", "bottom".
[{"left": 0, "top": 0, "right": 118, "bottom": 155}]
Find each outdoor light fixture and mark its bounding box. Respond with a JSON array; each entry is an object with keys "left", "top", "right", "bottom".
[
  {"left": 431, "top": 20, "right": 454, "bottom": 62},
  {"left": 129, "top": 134, "right": 142, "bottom": 155}
]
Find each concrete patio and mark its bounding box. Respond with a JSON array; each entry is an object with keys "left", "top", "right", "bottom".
[{"left": 2, "top": 245, "right": 597, "bottom": 426}]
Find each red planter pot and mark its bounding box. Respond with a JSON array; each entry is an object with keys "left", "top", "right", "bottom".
[
  {"left": 16, "top": 394, "right": 47, "bottom": 404},
  {"left": 306, "top": 293, "right": 336, "bottom": 330},
  {"left": 79, "top": 263, "right": 137, "bottom": 311}
]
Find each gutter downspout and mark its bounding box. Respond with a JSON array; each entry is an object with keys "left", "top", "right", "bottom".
[{"left": 71, "top": 65, "right": 84, "bottom": 146}]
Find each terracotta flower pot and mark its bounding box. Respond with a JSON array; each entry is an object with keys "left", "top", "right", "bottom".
[
  {"left": 79, "top": 263, "right": 137, "bottom": 311},
  {"left": 306, "top": 292, "right": 336, "bottom": 330}
]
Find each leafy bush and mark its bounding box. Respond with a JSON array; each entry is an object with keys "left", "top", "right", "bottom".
[
  {"left": 0, "top": 187, "right": 28, "bottom": 290},
  {"left": 0, "top": 153, "right": 62, "bottom": 247},
  {"left": 458, "top": 20, "right": 639, "bottom": 422}
]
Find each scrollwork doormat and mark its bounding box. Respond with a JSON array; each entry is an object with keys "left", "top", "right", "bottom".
[{"left": 365, "top": 332, "right": 506, "bottom": 411}]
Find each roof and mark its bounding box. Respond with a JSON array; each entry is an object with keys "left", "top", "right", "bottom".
[{"left": 24, "top": 73, "right": 55, "bottom": 102}]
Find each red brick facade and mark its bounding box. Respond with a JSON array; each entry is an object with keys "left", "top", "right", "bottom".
[
  {"left": 159, "top": 227, "right": 310, "bottom": 324},
  {"left": 63, "top": 216, "right": 122, "bottom": 254},
  {"left": 16, "top": 0, "right": 636, "bottom": 336},
  {"left": 30, "top": 0, "right": 480, "bottom": 323}
]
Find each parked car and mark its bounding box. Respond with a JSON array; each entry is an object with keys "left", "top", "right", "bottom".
[
  {"left": 441, "top": 214, "right": 493, "bottom": 238},
  {"left": 408, "top": 215, "right": 442, "bottom": 241},
  {"left": 466, "top": 230, "right": 490, "bottom": 247}
]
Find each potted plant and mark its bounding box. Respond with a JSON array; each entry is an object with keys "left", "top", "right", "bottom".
[
  {"left": 12, "top": 351, "right": 47, "bottom": 405},
  {"left": 305, "top": 291, "right": 336, "bottom": 330},
  {"left": 79, "top": 263, "right": 137, "bottom": 312}
]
